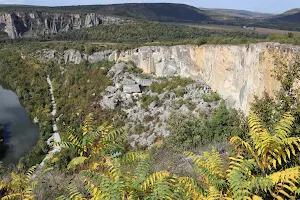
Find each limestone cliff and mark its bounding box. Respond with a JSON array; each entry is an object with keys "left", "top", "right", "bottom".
[
  {"left": 34, "top": 42, "right": 300, "bottom": 113},
  {"left": 0, "top": 12, "right": 129, "bottom": 39},
  {"left": 117, "top": 43, "right": 300, "bottom": 112}
]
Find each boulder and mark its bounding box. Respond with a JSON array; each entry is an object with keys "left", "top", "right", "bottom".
[
  {"left": 180, "top": 105, "right": 190, "bottom": 114},
  {"left": 88, "top": 50, "right": 113, "bottom": 64},
  {"left": 122, "top": 78, "right": 136, "bottom": 85},
  {"left": 135, "top": 78, "right": 153, "bottom": 87},
  {"left": 33, "top": 117, "right": 39, "bottom": 124},
  {"left": 123, "top": 84, "right": 141, "bottom": 93},
  {"left": 64, "top": 49, "right": 83, "bottom": 64},
  {"left": 102, "top": 94, "right": 118, "bottom": 109},
  {"left": 105, "top": 86, "right": 117, "bottom": 93},
  {"left": 114, "top": 62, "right": 127, "bottom": 75}
]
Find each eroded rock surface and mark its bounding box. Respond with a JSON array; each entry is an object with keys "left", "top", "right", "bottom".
[
  {"left": 100, "top": 62, "right": 219, "bottom": 147},
  {"left": 34, "top": 43, "right": 300, "bottom": 113},
  {"left": 0, "top": 12, "right": 130, "bottom": 39}
]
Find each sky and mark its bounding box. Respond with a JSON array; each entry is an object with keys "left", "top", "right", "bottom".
[{"left": 0, "top": 0, "right": 299, "bottom": 14}]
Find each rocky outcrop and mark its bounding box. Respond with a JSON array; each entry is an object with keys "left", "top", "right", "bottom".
[
  {"left": 117, "top": 43, "right": 300, "bottom": 112},
  {"left": 100, "top": 62, "right": 218, "bottom": 147},
  {"left": 34, "top": 43, "right": 300, "bottom": 113},
  {"left": 0, "top": 12, "right": 130, "bottom": 39},
  {"left": 0, "top": 13, "right": 18, "bottom": 39}
]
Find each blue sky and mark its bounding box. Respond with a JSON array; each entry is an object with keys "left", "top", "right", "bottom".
[{"left": 0, "top": 0, "right": 299, "bottom": 14}]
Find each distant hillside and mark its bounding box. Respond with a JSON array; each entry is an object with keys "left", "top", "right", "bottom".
[
  {"left": 272, "top": 8, "right": 300, "bottom": 23},
  {"left": 0, "top": 3, "right": 300, "bottom": 39},
  {"left": 202, "top": 8, "right": 275, "bottom": 19},
  {"left": 0, "top": 3, "right": 210, "bottom": 23}
]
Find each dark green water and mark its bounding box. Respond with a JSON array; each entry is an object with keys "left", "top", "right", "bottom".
[{"left": 0, "top": 82, "right": 39, "bottom": 166}]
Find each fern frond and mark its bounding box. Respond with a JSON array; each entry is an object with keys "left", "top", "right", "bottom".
[
  {"left": 184, "top": 151, "right": 204, "bottom": 167},
  {"left": 140, "top": 170, "right": 170, "bottom": 191},
  {"left": 25, "top": 165, "right": 38, "bottom": 182},
  {"left": 203, "top": 148, "right": 225, "bottom": 178},
  {"left": 67, "top": 156, "right": 88, "bottom": 170},
  {"left": 119, "top": 152, "right": 138, "bottom": 164},
  {"left": 177, "top": 176, "right": 205, "bottom": 199},
  {"left": 274, "top": 112, "right": 294, "bottom": 139},
  {"left": 102, "top": 127, "right": 126, "bottom": 143},
  {"left": 1, "top": 193, "right": 22, "bottom": 200},
  {"left": 207, "top": 186, "right": 223, "bottom": 200},
  {"left": 268, "top": 166, "right": 300, "bottom": 186},
  {"left": 82, "top": 113, "right": 96, "bottom": 135}
]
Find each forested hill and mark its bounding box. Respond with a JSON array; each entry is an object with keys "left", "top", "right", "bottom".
[
  {"left": 0, "top": 3, "right": 300, "bottom": 40},
  {"left": 0, "top": 3, "right": 210, "bottom": 23},
  {"left": 201, "top": 8, "right": 275, "bottom": 19},
  {"left": 272, "top": 8, "right": 300, "bottom": 23},
  {"left": 59, "top": 3, "right": 210, "bottom": 23}
]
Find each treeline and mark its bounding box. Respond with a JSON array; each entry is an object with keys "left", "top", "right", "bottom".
[
  {"left": 50, "top": 22, "right": 268, "bottom": 43},
  {"left": 48, "top": 22, "right": 300, "bottom": 45},
  {"left": 0, "top": 49, "right": 53, "bottom": 167}
]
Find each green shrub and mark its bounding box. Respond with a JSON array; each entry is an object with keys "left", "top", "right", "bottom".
[
  {"left": 144, "top": 115, "right": 155, "bottom": 123},
  {"left": 150, "top": 77, "right": 194, "bottom": 94},
  {"left": 140, "top": 95, "right": 159, "bottom": 109},
  {"left": 167, "top": 101, "right": 247, "bottom": 150},
  {"left": 187, "top": 102, "right": 197, "bottom": 111},
  {"left": 175, "top": 87, "right": 185, "bottom": 97},
  {"left": 203, "top": 91, "right": 221, "bottom": 102},
  {"left": 134, "top": 124, "right": 149, "bottom": 135}
]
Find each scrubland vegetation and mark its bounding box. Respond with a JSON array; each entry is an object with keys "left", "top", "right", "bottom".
[
  {"left": 0, "top": 45, "right": 299, "bottom": 199},
  {"left": 2, "top": 21, "right": 300, "bottom": 48},
  {"left": 0, "top": 5, "right": 300, "bottom": 197}
]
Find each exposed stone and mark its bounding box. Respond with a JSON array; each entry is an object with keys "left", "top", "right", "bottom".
[
  {"left": 114, "top": 62, "right": 127, "bottom": 75},
  {"left": 64, "top": 49, "right": 83, "bottom": 64},
  {"left": 122, "top": 78, "right": 136, "bottom": 85},
  {"left": 35, "top": 43, "right": 300, "bottom": 113},
  {"left": 135, "top": 78, "right": 153, "bottom": 87},
  {"left": 34, "top": 49, "right": 62, "bottom": 63},
  {"left": 102, "top": 94, "right": 118, "bottom": 109},
  {"left": 123, "top": 84, "right": 141, "bottom": 93},
  {"left": 180, "top": 105, "right": 190, "bottom": 114},
  {"left": 105, "top": 86, "right": 117, "bottom": 93},
  {"left": 116, "top": 43, "right": 300, "bottom": 112},
  {"left": 88, "top": 50, "right": 114, "bottom": 64},
  {"left": 0, "top": 12, "right": 130, "bottom": 39},
  {"left": 33, "top": 117, "right": 39, "bottom": 124},
  {"left": 85, "top": 13, "right": 99, "bottom": 28}
]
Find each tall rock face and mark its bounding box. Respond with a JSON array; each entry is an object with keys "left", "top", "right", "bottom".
[
  {"left": 0, "top": 12, "right": 129, "bottom": 39},
  {"left": 34, "top": 42, "right": 300, "bottom": 113},
  {"left": 0, "top": 13, "right": 18, "bottom": 39},
  {"left": 116, "top": 43, "right": 300, "bottom": 112}
]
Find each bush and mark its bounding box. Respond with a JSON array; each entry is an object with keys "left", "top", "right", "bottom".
[
  {"left": 140, "top": 95, "right": 159, "bottom": 109},
  {"left": 203, "top": 91, "right": 221, "bottom": 102},
  {"left": 175, "top": 87, "right": 185, "bottom": 97},
  {"left": 167, "top": 101, "right": 247, "bottom": 150},
  {"left": 150, "top": 77, "right": 194, "bottom": 94}
]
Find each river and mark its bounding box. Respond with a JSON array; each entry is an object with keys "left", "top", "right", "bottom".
[{"left": 0, "top": 81, "right": 39, "bottom": 166}]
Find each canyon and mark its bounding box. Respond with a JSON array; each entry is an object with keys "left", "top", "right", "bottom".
[{"left": 34, "top": 42, "right": 300, "bottom": 113}]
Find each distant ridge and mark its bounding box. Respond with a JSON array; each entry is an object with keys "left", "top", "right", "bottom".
[
  {"left": 272, "top": 8, "right": 300, "bottom": 23},
  {"left": 201, "top": 8, "right": 275, "bottom": 19},
  {"left": 0, "top": 2, "right": 299, "bottom": 38}
]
